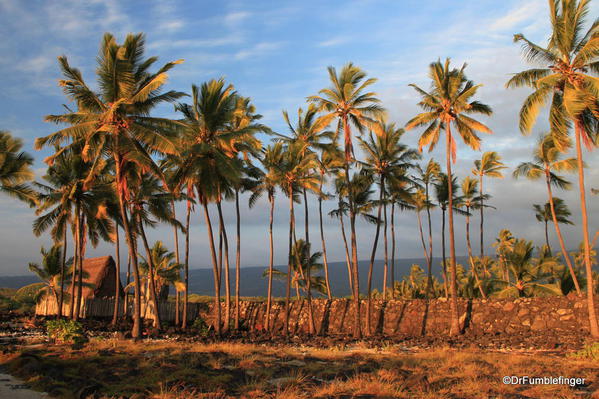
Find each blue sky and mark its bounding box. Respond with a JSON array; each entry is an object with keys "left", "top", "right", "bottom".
[{"left": 0, "top": 0, "right": 598, "bottom": 275}]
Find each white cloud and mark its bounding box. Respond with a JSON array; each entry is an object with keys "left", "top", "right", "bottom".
[
  {"left": 234, "top": 41, "right": 283, "bottom": 60},
  {"left": 224, "top": 11, "right": 251, "bottom": 27},
  {"left": 318, "top": 37, "right": 347, "bottom": 47}
]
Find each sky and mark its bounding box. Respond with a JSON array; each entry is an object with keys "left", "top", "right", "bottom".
[{"left": 0, "top": 0, "right": 598, "bottom": 275}]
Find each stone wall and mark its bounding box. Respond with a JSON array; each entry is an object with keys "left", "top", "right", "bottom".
[{"left": 198, "top": 296, "right": 595, "bottom": 336}]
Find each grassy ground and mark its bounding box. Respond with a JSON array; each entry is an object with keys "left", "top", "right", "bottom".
[{"left": 1, "top": 337, "right": 598, "bottom": 399}]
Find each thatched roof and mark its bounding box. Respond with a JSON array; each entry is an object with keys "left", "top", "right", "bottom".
[{"left": 81, "top": 256, "right": 123, "bottom": 298}]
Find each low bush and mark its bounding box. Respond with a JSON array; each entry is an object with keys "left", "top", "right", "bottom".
[
  {"left": 46, "top": 319, "right": 88, "bottom": 346},
  {"left": 568, "top": 342, "right": 599, "bottom": 360}
]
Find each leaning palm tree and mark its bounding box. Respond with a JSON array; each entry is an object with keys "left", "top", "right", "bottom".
[
  {"left": 533, "top": 199, "right": 573, "bottom": 253},
  {"left": 358, "top": 122, "right": 419, "bottom": 333},
  {"left": 406, "top": 59, "right": 493, "bottom": 335},
  {"left": 506, "top": 0, "right": 599, "bottom": 337},
  {"left": 472, "top": 151, "right": 506, "bottom": 257},
  {"left": 0, "top": 131, "right": 35, "bottom": 205},
  {"left": 250, "top": 143, "right": 284, "bottom": 331},
  {"left": 308, "top": 63, "right": 385, "bottom": 338},
  {"left": 37, "top": 33, "right": 185, "bottom": 338},
  {"left": 458, "top": 176, "right": 487, "bottom": 298},
  {"left": 513, "top": 134, "right": 581, "bottom": 294}
]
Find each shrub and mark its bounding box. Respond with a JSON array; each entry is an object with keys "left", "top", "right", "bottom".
[
  {"left": 568, "top": 342, "right": 599, "bottom": 360},
  {"left": 191, "top": 317, "right": 210, "bottom": 336},
  {"left": 46, "top": 319, "right": 88, "bottom": 346}
]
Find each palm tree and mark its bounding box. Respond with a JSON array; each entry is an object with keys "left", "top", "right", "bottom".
[
  {"left": 316, "top": 146, "right": 344, "bottom": 299},
  {"left": 413, "top": 159, "right": 440, "bottom": 296},
  {"left": 0, "top": 131, "right": 35, "bottom": 205},
  {"left": 250, "top": 143, "right": 284, "bottom": 331},
  {"left": 38, "top": 33, "right": 185, "bottom": 338},
  {"left": 275, "top": 142, "right": 319, "bottom": 335},
  {"left": 29, "top": 245, "right": 71, "bottom": 315},
  {"left": 458, "top": 176, "right": 487, "bottom": 298},
  {"left": 406, "top": 59, "right": 493, "bottom": 335},
  {"left": 174, "top": 79, "right": 243, "bottom": 336},
  {"left": 533, "top": 199, "right": 573, "bottom": 252},
  {"left": 139, "top": 241, "right": 183, "bottom": 302},
  {"left": 407, "top": 189, "right": 435, "bottom": 296},
  {"left": 279, "top": 104, "right": 333, "bottom": 244},
  {"left": 308, "top": 63, "right": 385, "bottom": 338},
  {"left": 513, "top": 134, "right": 581, "bottom": 294},
  {"left": 472, "top": 151, "right": 506, "bottom": 257},
  {"left": 358, "top": 122, "right": 419, "bottom": 332},
  {"left": 494, "top": 239, "right": 561, "bottom": 298},
  {"left": 506, "top": 0, "right": 599, "bottom": 337},
  {"left": 493, "top": 229, "right": 516, "bottom": 283}
]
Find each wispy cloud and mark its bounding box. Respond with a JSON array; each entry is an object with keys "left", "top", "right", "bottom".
[
  {"left": 234, "top": 41, "right": 283, "bottom": 60},
  {"left": 317, "top": 37, "right": 347, "bottom": 47}
]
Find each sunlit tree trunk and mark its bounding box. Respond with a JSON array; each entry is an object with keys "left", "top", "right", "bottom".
[
  {"left": 425, "top": 183, "right": 434, "bottom": 297},
  {"left": 574, "top": 122, "right": 599, "bottom": 338},
  {"left": 138, "top": 214, "right": 162, "bottom": 330},
  {"left": 441, "top": 206, "right": 448, "bottom": 298},
  {"left": 171, "top": 199, "right": 180, "bottom": 327},
  {"left": 182, "top": 187, "right": 192, "bottom": 329},
  {"left": 69, "top": 204, "right": 80, "bottom": 320},
  {"left": 319, "top": 180, "right": 332, "bottom": 300},
  {"left": 284, "top": 187, "right": 296, "bottom": 336},
  {"left": 202, "top": 199, "right": 221, "bottom": 336},
  {"left": 445, "top": 124, "right": 460, "bottom": 336},
  {"left": 339, "top": 207, "right": 353, "bottom": 293},
  {"left": 382, "top": 199, "right": 389, "bottom": 299},
  {"left": 303, "top": 188, "right": 310, "bottom": 243},
  {"left": 216, "top": 200, "right": 231, "bottom": 334},
  {"left": 416, "top": 209, "right": 431, "bottom": 296},
  {"left": 366, "top": 177, "right": 384, "bottom": 335},
  {"left": 111, "top": 221, "right": 121, "bottom": 326},
  {"left": 234, "top": 190, "right": 241, "bottom": 330},
  {"left": 58, "top": 226, "right": 67, "bottom": 318},
  {"left": 390, "top": 202, "right": 396, "bottom": 299},
  {"left": 265, "top": 193, "right": 275, "bottom": 331}
]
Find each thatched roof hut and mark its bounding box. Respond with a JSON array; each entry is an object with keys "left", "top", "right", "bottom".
[{"left": 81, "top": 256, "right": 123, "bottom": 299}]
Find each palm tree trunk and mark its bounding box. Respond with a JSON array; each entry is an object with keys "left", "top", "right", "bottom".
[
  {"left": 544, "top": 220, "right": 550, "bottom": 252},
  {"left": 545, "top": 172, "right": 581, "bottom": 294},
  {"left": 319, "top": 182, "right": 332, "bottom": 300},
  {"left": 479, "top": 175, "right": 485, "bottom": 258},
  {"left": 202, "top": 200, "right": 221, "bottom": 336},
  {"left": 382, "top": 199, "right": 389, "bottom": 299},
  {"left": 390, "top": 202, "right": 396, "bottom": 299},
  {"left": 445, "top": 124, "right": 460, "bottom": 336},
  {"left": 466, "top": 208, "right": 486, "bottom": 299},
  {"left": 417, "top": 209, "right": 431, "bottom": 296},
  {"left": 76, "top": 210, "right": 86, "bottom": 320},
  {"left": 234, "top": 190, "right": 241, "bottom": 330},
  {"left": 306, "top": 246, "right": 316, "bottom": 335},
  {"left": 339, "top": 208, "right": 353, "bottom": 292},
  {"left": 111, "top": 221, "right": 121, "bottom": 326},
  {"left": 366, "top": 178, "right": 384, "bottom": 335},
  {"left": 171, "top": 199, "right": 181, "bottom": 327},
  {"left": 303, "top": 188, "right": 309, "bottom": 243},
  {"left": 182, "top": 188, "right": 192, "bottom": 329},
  {"left": 425, "top": 184, "right": 434, "bottom": 297},
  {"left": 216, "top": 200, "right": 231, "bottom": 333},
  {"left": 343, "top": 161, "right": 361, "bottom": 338},
  {"left": 58, "top": 226, "right": 66, "bottom": 318},
  {"left": 265, "top": 193, "right": 275, "bottom": 331},
  {"left": 284, "top": 188, "right": 296, "bottom": 336},
  {"left": 70, "top": 207, "right": 79, "bottom": 320},
  {"left": 114, "top": 155, "right": 143, "bottom": 339},
  {"left": 574, "top": 122, "right": 599, "bottom": 338},
  {"left": 441, "top": 207, "right": 448, "bottom": 298},
  {"left": 138, "top": 215, "right": 162, "bottom": 330}
]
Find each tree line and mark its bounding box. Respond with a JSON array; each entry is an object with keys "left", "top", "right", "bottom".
[{"left": 0, "top": 0, "right": 598, "bottom": 339}]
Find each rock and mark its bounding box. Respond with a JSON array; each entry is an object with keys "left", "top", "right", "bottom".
[
  {"left": 530, "top": 317, "right": 546, "bottom": 331},
  {"left": 521, "top": 319, "right": 531, "bottom": 327},
  {"left": 556, "top": 308, "right": 570, "bottom": 315},
  {"left": 560, "top": 315, "right": 575, "bottom": 321},
  {"left": 518, "top": 309, "right": 529, "bottom": 317},
  {"left": 503, "top": 303, "right": 516, "bottom": 312}
]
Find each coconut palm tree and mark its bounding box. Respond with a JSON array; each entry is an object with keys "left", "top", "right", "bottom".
[
  {"left": 407, "top": 189, "right": 435, "bottom": 295},
  {"left": 494, "top": 239, "right": 561, "bottom": 298},
  {"left": 472, "top": 151, "right": 506, "bottom": 257},
  {"left": 493, "top": 229, "right": 516, "bottom": 283},
  {"left": 406, "top": 59, "right": 493, "bottom": 335},
  {"left": 308, "top": 63, "right": 385, "bottom": 338},
  {"left": 0, "top": 131, "right": 35, "bottom": 205},
  {"left": 513, "top": 134, "right": 581, "bottom": 294},
  {"left": 316, "top": 146, "right": 344, "bottom": 299},
  {"left": 506, "top": 0, "right": 599, "bottom": 337},
  {"left": 413, "top": 159, "right": 440, "bottom": 296},
  {"left": 458, "top": 176, "right": 487, "bottom": 298},
  {"left": 139, "top": 241, "right": 183, "bottom": 302},
  {"left": 29, "top": 245, "right": 71, "bottom": 315},
  {"left": 250, "top": 143, "right": 284, "bottom": 331},
  {"left": 533, "top": 199, "right": 573, "bottom": 252},
  {"left": 274, "top": 142, "right": 319, "bottom": 335},
  {"left": 37, "top": 32, "right": 185, "bottom": 338},
  {"left": 358, "top": 122, "right": 419, "bottom": 333}
]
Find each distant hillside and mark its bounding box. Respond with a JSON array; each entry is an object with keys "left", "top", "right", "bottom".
[{"left": 0, "top": 256, "right": 467, "bottom": 297}]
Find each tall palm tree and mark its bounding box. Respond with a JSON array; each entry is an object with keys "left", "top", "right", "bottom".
[
  {"left": 414, "top": 159, "right": 440, "bottom": 296},
  {"left": 359, "top": 122, "right": 419, "bottom": 333},
  {"left": 458, "top": 176, "right": 487, "bottom": 298},
  {"left": 316, "top": 146, "right": 344, "bottom": 299},
  {"left": 513, "top": 134, "right": 581, "bottom": 294},
  {"left": 472, "top": 151, "right": 506, "bottom": 257},
  {"left": 275, "top": 142, "right": 319, "bottom": 335},
  {"left": 250, "top": 143, "right": 284, "bottom": 331},
  {"left": 308, "top": 63, "right": 385, "bottom": 338},
  {"left": 37, "top": 33, "right": 185, "bottom": 338},
  {"left": 0, "top": 131, "right": 35, "bottom": 205},
  {"left": 506, "top": 0, "right": 599, "bottom": 337},
  {"left": 174, "top": 79, "right": 243, "bottom": 336},
  {"left": 533, "top": 199, "right": 573, "bottom": 252},
  {"left": 406, "top": 59, "right": 493, "bottom": 335}
]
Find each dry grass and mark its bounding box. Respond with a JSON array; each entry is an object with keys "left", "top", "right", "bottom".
[{"left": 1, "top": 338, "right": 598, "bottom": 398}]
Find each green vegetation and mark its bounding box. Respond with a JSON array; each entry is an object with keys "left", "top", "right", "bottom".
[{"left": 46, "top": 319, "right": 87, "bottom": 346}]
